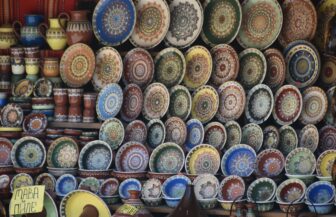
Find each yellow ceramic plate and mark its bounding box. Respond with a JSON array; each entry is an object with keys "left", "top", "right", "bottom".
[
  {"left": 0, "top": 127, "right": 22, "bottom": 132},
  {"left": 10, "top": 173, "right": 33, "bottom": 192},
  {"left": 316, "top": 150, "right": 336, "bottom": 177}
]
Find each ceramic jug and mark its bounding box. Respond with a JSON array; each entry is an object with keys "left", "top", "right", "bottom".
[
  {"left": 0, "top": 24, "right": 18, "bottom": 49},
  {"left": 39, "top": 18, "right": 67, "bottom": 50},
  {"left": 59, "top": 10, "right": 93, "bottom": 45},
  {"left": 13, "top": 15, "right": 45, "bottom": 47}
]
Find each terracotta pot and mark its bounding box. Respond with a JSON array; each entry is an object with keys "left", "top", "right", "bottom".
[
  {"left": 68, "top": 88, "right": 83, "bottom": 123},
  {"left": 54, "top": 106, "right": 68, "bottom": 122},
  {"left": 53, "top": 88, "right": 68, "bottom": 105},
  {"left": 43, "top": 58, "right": 59, "bottom": 77},
  {"left": 39, "top": 18, "right": 67, "bottom": 51},
  {"left": 83, "top": 93, "right": 97, "bottom": 123},
  {"left": 10, "top": 47, "right": 24, "bottom": 58},
  {"left": 79, "top": 205, "right": 99, "bottom": 217},
  {"left": 24, "top": 46, "right": 40, "bottom": 58},
  {"left": 0, "top": 55, "right": 10, "bottom": 74}
]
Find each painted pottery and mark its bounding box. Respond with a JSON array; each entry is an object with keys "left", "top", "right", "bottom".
[
  {"left": 0, "top": 55, "right": 10, "bottom": 74},
  {"left": 25, "top": 57, "right": 40, "bottom": 75},
  {"left": 164, "top": 117, "right": 187, "bottom": 147},
  {"left": 0, "top": 24, "right": 17, "bottom": 49},
  {"left": 241, "top": 123, "right": 264, "bottom": 152},
  {"left": 53, "top": 88, "right": 68, "bottom": 122},
  {"left": 120, "top": 84, "right": 143, "bottom": 122},
  {"left": 118, "top": 178, "right": 142, "bottom": 199},
  {"left": 39, "top": 18, "right": 67, "bottom": 50},
  {"left": 193, "top": 174, "right": 219, "bottom": 199},
  {"left": 0, "top": 103, "right": 23, "bottom": 127},
  {"left": 262, "top": 125, "right": 279, "bottom": 149},
  {"left": 305, "top": 181, "right": 335, "bottom": 204},
  {"left": 12, "top": 79, "right": 34, "bottom": 97},
  {"left": 79, "top": 177, "right": 100, "bottom": 194},
  {"left": 317, "top": 150, "right": 336, "bottom": 177},
  {"left": 204, "top": 122, "right": 226, "bottom": 150},
  {"left": 185, "top": 119, "right": 204, "bottom": 151},
  {"left": 99, "top": 118, "right": 124, "bottom": 150},
  {"left": 42, "top": 58, "right": 60, "bottom": 77},
  {"left": 168, "top": 85, "right": 192, "bottom": 120},
  {"left": 35, "top": 173, "right": 56, "bottom": 192},
  {"left": 218, "top": 175, "right": 245, "bottom": 200},
  {"left": 24, "top": 46, "right": 39, "bottom": 58},
  {"left": 0, "top": 137, "right": 13, "bottom": 165},
  {"left": 10, "top": 57, "right": 25, "bottom": 75},
  {"left": 285, "top": 148, "right": 316, "bottom": 175},
  {"left": 321, "top": 54, "right": 336, "bottom": 87},
  {"left": 13, "top": 15, "right": 45, "bottom": 47},
  {"left": 147, "top": 119, "right": 166, "bottom": 149},
  {"left": 99, "top": 178, "right": 119, "bottom": 196},
  {"left": 96, "top": 83, "right": 123, "bottom": 121},
  {"left": 83, "top": 93, "right": 97, "bottom": 123},
  {"left": 55, "top": 174, "right": 78, "bottom": 196},
  {"left": 68, "top": 88, "right": 83, "bottom": 123},
  {"left": 22, "top": 113, "right": 47, "bottom": 134},
  {"left": 124, "top": 120, "right": 147, "bottom": 145},
  {"left": 247, "top": 178, "right": 277, "bottom": 202},
  {"left": 319, "top": 125, "right": 336, "bottom": 152},
  {"left": 299, "top": 124, "right": 319, "bottom": 152},
  {"left": 142, "top": 83, "right": 169, "bottom": 120},
  {"left": 122, "top": 190, "right": 154, "bottom": 217},
  {"left": 34, "top": 78, "right": 53, "bottom": 97},
  {"left": 47, "top": 137, "right": 79, "bottom": 168},
  {"left": 162, "top": 175, "right": 191, "bottom": 198},
  {"left": 279, "top": 125, "right": 298, "bottom": 156},
  {"left": 276, "top": 178, "right": 306, "bottom": 203},
  {"left": 264, "top": 48, "right": 286, "bottom": 90},
  {"left": 142, "top": 178, "right": 162, "bottom": 198},
  {"left": 224, "top": 121, "right": 241, "bottom": 149},
  {"left": 255, "top": 149, "right": 285, "bottom": 177},
  {"left": 10, "top": 173, "right": 33, "bottom": 191}
]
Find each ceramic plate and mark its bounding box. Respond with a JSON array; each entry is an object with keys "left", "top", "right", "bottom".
[
  {"left": 10, "top": 173, "right": 33, "bottom": 192},
  {"left": 119, "top": 178, "right": 142, "bottom": 199},
  {"left": 321, "top": 55, "right": 336, "bottom": 87},
  {"left": 130, "top": 0, "right": 170, "bottom": 49},
  {"left": 247, "top": 178, "right": 277, "bottom": 202},
  {"left": 202, "top": 0, "right": 242, "bottom": 46},
  {"left": 241, "top": 123, "right": 263, "bottom": 152},
  {"left": 221, "top": 144, "right": 257, "bottom": 177},
  {"left": 319, "top": 125, "right": 336, "bottom": 152},
  {"left": 92, "top": 47, "right": 123, "bottom": 91},
  {"left": 193, "top": 174, "right": 219, "bottom": 199},
  {"left": 305, "top": 181, "right": 335, "bottom": 204},
  {"left": 165, "top": 0, "right": 203, "bottom": 48},
  {"left": 60, "top": 43, "right": 95, "bottom": 88},
  {"left": 299, "top": 86, "right": 328, "bottom": 125},
  {"left": 154, "top": 48, "right": 186, "bottom": 88},
  {"left": 299, "top": 124, "right": 319, "bottom": 152},
  {"left": 218, "top": 175, "right": 245, "bottom": 201},
  {"left": 55, "top": 174, "right": 78, "bottom": 196},
  {"left": 11, "top": 136, "right": 46, "bottom": 168},
  {"left": 79, "top": 177, "right": 100, "bottom": 194},
  {"left": 165, "top": 117, "right": 187, "bottom": 147},
  {"left": 47, "top": 137, "right": 79, "bottom": 168},
  {"left": 123, "top": 48, "right": 154, "bottom": 88},
  {"left": 237, "top": 0, "right": 282, "bottom": 50},
  {"left": 255, "top": 149, "right": 284, "bottom": 177},
  {"left": 1, "top": 103, "right": 23, "bottom": 127},
  {"left": 0, "top": 175, "right": 10, "bottom": 189},
  {"left": 96, "top": 83, "right": 123, "bottom": 121},
  {"left": 12, "top": 79, "right": 34, "bottom": 97},
  {"left": 263, "top": 48, "right": 286, "bottom": 90},
  {"left": 262, "top": 125, "right": 279, "bottom": 149},
  {"left": 78, "top": 140, "right": 113, "bottom": 170},
  {"left": 142, "top": 83, "right": 169, "bottom": 120},
  {"left": 146, "top": 119, "right": 165, "bottom": 149},
  {"left": 142, "top": 178, "right": 162, "bottom": 198},
  {"left": 115, "top": 141, "right": 149, "bottom": 172},
  {"left": 0, "top": 137, "right": 13, "bottom": 165},
  {"left": 120, "top": 84, "right": 143, "bottom": 122},
  {"left": 325, "top": 84, "right": 336, "bottom": 126},
  {"left": 285, "top": 147, "right": 316, "bottom": 175},
  {"left": 149, "top": 142, "right": 185, "bottom": 173},
  {"left": 273, "top": 85, "right": 302, "bottom": 125},
  {"left": 22, "top": 113, "right": 47, "bottom": 134},
  {"left": 185, "top": 144, "right": 220, "bottom": 175},
  {"left": 99, "top": 178, "right": 119, "bottom": 196},
  {"left": 191, "top": 85, "right": 219, "bottom": 123},
  {"left": 224, "top": 121, "right": 242, "bottom": 149},
  {"left": 162, "top": 175, "right": 191, "bottom": 198},
  {"left": 34, "top": 78, "right": 53, "bottom": 97},
  {"left": 124, "top": 120, "right": 147, "bottom": 144},
  {"left": 92, "top": 0, "right": 136, "bottom": 46},
  {"left": 279, "top": 125, "right": 298, "bottom": 156},
  {"left": 168, "top": 85, "right": 192, "bottom": 121},
  {"left": 216, "top": 81, "right": 246, "bottom": 122},
  {"left": 278, "top": 0, "right": 317, "bottom": 47},
  {"left": 35, "top": 173, "right": 56, "bottom": 192},
  {"left": 185, "top": 119, "right": 204, "bottom": 151},
  {"left": 316, "top": 150, "right": 336, "bottom": 177},
  {"left": 284, "top": 40, "right": 320, "bottom": 88},
  {"left": 204, "top": 122, "right": 227, "bottom": 150},
  {"left": 276, "top": 178, "right": 306, "bottom": 203},
  {"left": 183, "top": 46, "right": 212, "bottom": 90},
  {"left": 99, "top": 118, "right": 124, "bottom": 150}
]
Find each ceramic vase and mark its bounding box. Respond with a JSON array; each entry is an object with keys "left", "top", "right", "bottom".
[
  {"left": 0, "top": 24, "right": 18, "bottom": 49},
  {"left": 0, "top": 56, "right": 10, "bottom": 74},
  {"left": 53, "top": 88, "right": 68, "bottom": 122},
  {"left": 68, "top": 88, "right": 83, "bottom": 122},
  {"left": 83, "top": 93, "right": 97, "bottom": 123},
  {"left": 13, "top": 15, "right": 45, "bottom": 47},
  {"left": 42, "top": 58, "right": 60, "bottom": 77},
  {"left": 39, "top": 18, "right": 67, "bottom": 50}
]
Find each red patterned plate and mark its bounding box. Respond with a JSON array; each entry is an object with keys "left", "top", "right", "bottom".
[
  {"left": 0, "top": 137, "right": 13, "bottom": 165},
  {"left": 255, "top": 149, "right": 285, "bottom": 177},
  {"left": 164, "top": 117, "right": 187, "bottom": 147},
  {"left": 264, "top": 48, "right": 286, "bottom": 90},
  {"left": 204, "top": 122, "right": 227, "bottom": 151},
  {"left": 142, "top": 83, "right": 170, "bottom": 120},
  {"left": 319, "top": 125, "right": 336, "bottom": 152},
  {"left": 120, "top": 84, "right": 143, "bottom": 122},
  {"left": 124, "top": 120, "right": 147, "bottom": 145},
  {"left": 218, "top": 175, "right": 245, "bottom": 201}
]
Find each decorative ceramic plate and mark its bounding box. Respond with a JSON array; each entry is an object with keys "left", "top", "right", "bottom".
[
  {"left": 279, "top": 125, "right": 298, "bottom": 156},
  {"left": 123, "top": 48, "right": 154, "bottom": 88},
  {"left": 218, "top": 175, "right": 245, "bottom": 200},
  {"left": 284, "top": 40, "right": 320, "bottom": 88},
  {"left": 204, "top": 122, "right": 227, "bottom": 150},
  {"left": 185, "top": 119, "right": 204, "bottom": 151},
  {"left": 78, "top": 140, "right": 113, "bottom": 170},
  {"left": 96, "top": 83, "right": 123, "bottom": 121},
  {"left": 168, "top": 85, "right": 192, "bottom": 120},
  {"left": 0, "top": 137, "right": 13, "bottom": 165},
  {"left": 165, "top": 117, "right": 187, "bottom": 146},
  {"left": 183, "top": 46, "right": 212, "bottom": 90},
  {"left": 12, "top": 79, "right": 33, "bottom": 97},
  {"left": 55, "top": 174, "right": 78, "bottom": 196},
  {"left": 162, "top": 175, "right": 191, "bottom": 198},
  {"left": 216, "top": 81, "right": 246, "bottom": 122},
  {"left": 34, "top": 78, "right": 53, "bottom": 97},
  {"left": 210, "top": 44, "right": 239, "bottom": 86},
  {"left": 316, "top": 150, "right": 336, "bottom": 177},
  {"left": 238, "top": 48, "right": 267, "bottom": 89},
  {"left": 299, "top": 124, "right": 319, "bottom": 152},
  {"left": 147, "top": 119, "right": 166, "bottom": 149},
  {"left": 191, "top": 85, "right": 219, "bottom": 123},
  {"left": 224, "top": 121, "right": 242, "bottom": 149},
  {"left": 22, "top": 113, "right": 47, "bottom": 134},
  {"left": 120, "top": 84, "right": 143, "bottom": 122},
  {"left": 264, "top": 48, "right": 286, "bottom": 90},
  {"left": 247, "top": 178, "right": 277, "bottom": 202},
  {"left": 262, "top": 125, "right": 279, "bottom": 149},
  {"left": 149, "top": 142, "right": 185, "bottom": 173},
  {"left": 35, "top": 173, "right": 56, "bottom": 192},
  {"left": 130, "top": 0, "right": 170, "bottom": 49},
  {"left": 165, "top": 0, "right": 203, "bottom": 48},
  {"left": 321, "top": 55, "right": 336, "bottom": 87},
  {"left": 33, "top": 192, "right": 58, "bottom": 217},
  {"left": 119, "top": 178, "right": 142, "bottom": 199},
  {"left": 142, "top": 178, "right": 162, "bottom": 198},
  {"left": 285, "top": 148, "right": 316, "bottom": 175},
  {"left": 124, "top": 120, "right": 147, "bottom": 144},
  {"left": 11, "top": 136, "right": 46, "bottom": 168},
  {"left": 92, "top": 47, "right": 123, "bottom": 91},
  {"left": 185, "top": 144, "right": 220, "bottom": 175},
  {"left": 1, "top": 103, "right": 23, "bottom": 127},
  {"left": 79, "top": 177, "right": 100, "bottom": 194},
  {"left": 299, "top": 86, "right": 328, "bottom": 125},
  {"left": 47, "top": 137, "right": 79, "bottom": 168},
  {"left": 241, "top": 123, "right": 263, "bottom": 152},
  {"left": 115, "top": 141, "right": 149, "bottom": 172},
  {"left": 202, "top": 0, "right": 242, "bottom": 46},
  {"left": 60, "top": 43, "right": 95, "bottom": 88},
  {"left": 276, "top": 178, "right": 306, "bottom": 203},
  {"left": 305, "top": 181, "right": 335, "bottom": 204},
  {"left": 273, "top": 85, "right": 302, "bottom": 125},
  {"left": 237, "top": 0, "right": 282, "bottom": 50},
  {"left": 255, "top": 149, "right": 284, "bottom": 177},
  {"left": 193, "top": 174, "right": 219, "bottom": 199},
  {"left": 10, "top": 173, "right": 33, "bottom": 192},
  {"left": 154, "top": 48, "right": 186, "bottom": 88},
  {"left": 245, "top": 84, "right": 274, "bottom": 124},
  {"left": 92, "top": 0, "right": 136, "bottom": 46},
  {"left": 278, "top": 0, "right": 317, "bottom": 47},
  {"left": 99, "top": 118, "right": 124, "bottom": 150},
  {"left": 0, "top": 175, "right": 10, "bottom": 189},
  {"left": 319, "top": 125, "right": 336, "bottom": 152},
  {"left": 221, "top": 144, "right": 257, "bottom": 177},
  {"left": 99, "top": 178, "right": 119, "bottom": 196},
  {"left": 142, "top": 82, "right": 169, "bottom": 120}
]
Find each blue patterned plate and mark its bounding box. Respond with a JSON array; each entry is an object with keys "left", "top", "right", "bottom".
[
  {"left": 147, "top": 119, "right": 166, "bottom": 149},
  {"left": 55, "top": 174, "right": 78, "bottom": 197},
  {"left": 221, "top": 144, "right": 257, "bottom": 177},
  {"left": 305, "top": 181, "right": 335, "bottom": 204},
  {"left": 78, "top": 140, "right": 113, "bottom": 170},
  {"left": 162, "top": 175, "right": 191, "bottom": 198},
  {"left": 92, "top": 0, "right": 136, "bottom": 46},
  {"left": 185, "top": 119, "right": 204, "bottom": 151},
  {"left": 96, "top": 83, "right": 123, "bottom": 121},
  {"left": 119, "top": 178, "right": 142, "bottom": 199}
]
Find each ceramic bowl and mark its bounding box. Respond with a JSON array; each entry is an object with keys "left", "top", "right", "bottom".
[
  {"left": 218, "top": 175, "right": 245, "bottom": 201},
  {"left": 147, "top": 172, "right": 175, "bottom": 183},
  {"left": 118, "top": 178, "right": 142, "bottom": 199},
  {"left": 113, "top": 170, "right": 147, "bottom": 182},
  {"left": 305, "top": 181, "right": 335, "bottom": 204},
  {"left": 286, "top": 174, "right": 316, "bottom": 186},
  {"left": 142, "top": 197, "right": 163, "bottom": 207},
  {"left": 317, "top": 176, "right": 332, "bottom": 182},
  {"left": 47, "top": 167, "right": 77, "bottom": 177},
  {"left": 78, "top": 169, "right": 112, "bottom": 179},
  {"left": 163, "top": 197, "right": 181, "bottom": 208},
  {"left": 55, "top": 174, "right": 78, "bottom": 197},
  {"left": 276, "top": 201, "right": 304, "bottom": 213},
  {"left": 162, "top": 175, "right": 191, "bottom": 198},
  {"left": 198, "top": 198, "right": 218, "bottom": 209},
  {"left": 247, "top": 177, "right": 277, "bottom": 202},
  {"left": 305, "top": 202, "right": 334, "bottom": 214},
  {"left": 276, "top": 178, "right": 306, "bottom": 203},
  {"left": 255, "top": 201, "right": 275, "bottom": 212},
  {"left": 217, "top": 199, "right": 245, "bottom": 211},
  {"left": 101, "top": 195, "right": 120, "bottom": 205}
]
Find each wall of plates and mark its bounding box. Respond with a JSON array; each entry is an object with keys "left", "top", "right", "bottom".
[{"left": 1, "top": 0, "right": 336, "bottom": 216}]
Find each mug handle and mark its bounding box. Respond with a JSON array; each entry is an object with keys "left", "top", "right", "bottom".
[
  {"left": 58, "top": 12, "right": 70, "bottom": 29},
  {"left": 38, "top": 23, "right": 48, "bottom": 41},
  {"left": 12, "top": 20, "right": 22, "bottom": 40}
]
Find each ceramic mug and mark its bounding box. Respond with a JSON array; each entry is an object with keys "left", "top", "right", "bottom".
[
  {"left": 43, "top": 58, "right": 59, "bottom": 77},
  {"left": 24, "top": 46, "right": 39, "bottom": 58},
  {"left": 25, "top": 57, "right": 40, "bottom": 75},
  {"left": 0, "top": 55, "right": 10, "bottom": 74},
  {"left": 11, "top": 57, "right": 25, "bottom": 75},
  {"left": 10, "top": 47, "right": 24, "bottom": 58}
]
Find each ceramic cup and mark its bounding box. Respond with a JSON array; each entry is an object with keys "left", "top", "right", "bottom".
[
  {"left": 11, "top": 57, "right": 25, "bottom": 75},
  {"left": 83, "top": 93, "right": 97, "bottom": 123},
  {"left": 10, "top": 47, "right": 24, "bottom": 58},
  {"left": 24, "top": 46, "right": 40, "bottom": 58},
  {"left": 25, "top": 57, "right": 40, "bottom": 75},
  {"left": 0, "top": 55, "right": 10, "bottom": 74},
  {"left": 68, "top": 88, "right": 83, "bottom": 123},
  {"left": 53, "top": 88, "right": 68, "bottom": 121},
  {"left": 43, "top": 58, "right": 59, "bottom": 77}
]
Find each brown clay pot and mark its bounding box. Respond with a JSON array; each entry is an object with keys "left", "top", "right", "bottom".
[
  {"left": 24, "top": 46, "right": 40, "bottom": 58},
  {"left": 79, "top": 205, "right": 99, "bottom": 217},
  {"left": 43, "top": 58, "right": 59, "bottom": 77},
  {"left": 68, "top": 88, "right": 83, "bottom": 122},
  {"left": 0, "top": 55, "right": 10, "bottom": 74},
  {"left": 10, "top": 47, "right": 24, "bottom": 58},
  {"left": 83, "top": 93, "right": 97, "bottom": 123},
  {"left": 54, "top": 88, "right": 68, "bottom": 122}
]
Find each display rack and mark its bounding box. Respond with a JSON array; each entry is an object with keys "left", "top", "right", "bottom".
[{"left": 48, "top": 121, "right": 102, "bottom": 129}]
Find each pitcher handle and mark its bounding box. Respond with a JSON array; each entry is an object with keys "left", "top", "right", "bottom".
[
  {"left": 12, "top": 20, "right": 22, "bottom": 40},
  {"left": 58, "top": 12, "right": 70, "bottom": 29},
  {"left": 38, "top": 23, "right": 48, "bottom": 41}
]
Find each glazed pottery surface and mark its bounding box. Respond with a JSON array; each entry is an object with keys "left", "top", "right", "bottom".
[
  {"left": 13, "top": 15, "right": 45, "bottom": 47},
  {"left": 39, "top": 18, "right": 67, "bottom": 50},
  {"left": 0, "top": 24, "right": 17, "bottom": 49}
]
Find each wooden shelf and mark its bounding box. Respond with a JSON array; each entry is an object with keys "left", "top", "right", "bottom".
[{"left": 48, "top": 122, "right": 102, "bottom": 129}]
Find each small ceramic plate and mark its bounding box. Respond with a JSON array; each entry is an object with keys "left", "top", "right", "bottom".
[
  {"left": 33, "top": 78, "right": 53, "bottom": 97},
  {"left": 224, "top": 121, "right": 242, "bottom": 149},
  {"left": 96, "top": 83, "right": 123, "bottom": 121},
  {"left": 305, "top": 181, "right": 335, "bottom": 204},
  {"left": 247, "top": 177, "right": 277, "bottom": 202},
  {"left": 0, "top": 175, "right": 10, "bottom": 189},
  {"left": 10, "top": 173, "right": 33, "bottom": 192},
  {"left": 193, "top": 174, "right": 219, "bottom": 199},
  {"left": 285, "top": 147, "right": 316, "bottom": 175},
  {"left": 120, "top": 84, "right": 143, "bottom": 122},
  {"left": 276, "top": 178, "right": 306, "bottom": 203},
  {"left": 12, "top": 79, "right": 33, "bottom": 97},
  {"left": 262, "top": 125, "right": 280, "bottom": 149},
  {"left": 279, "top": 125, "right": 298, "bottom": 156},
  {"left": 316, "top": 150, "right": 336, "bottom": 177},
  {"left": 142, "top": 83, "right": 169, "bottom": 120},
  {"left": 321, "top": 55, "right": 336, "bottom": 87},
  {"left": 115, "top": 141, "right": 149, "bottom": 172},
  {"left": 47, "top": 137, "right": 79, "bottom": 168},
  {"left": 185, "top": 119, "right": 204, "bottom": 151},
  {"left": 99, "top": 118, "right": 124, "bottom": 150},
  {"left": 124, "top": 120, "right": 147, "bottom": 144},
  {"left": 299, "top": 124, "right": 319, "bottom": 152},
  {"left": 319, "top": 125, "right": 336, "bottom": 152},
  {"left": 185, "top": 144, "right": 220, "bottom": 175},
  {"left": 22, "top": 113, "right": 47, "bottom": 134},
  {"left": 78, "top": 177, "right": 100, "bottom": 194},
  {"left": 11, "top": 136, "right": 46, "bottom": 168},
  {"left": 168, "top": 85, "right": 192, "bottom": 121},
  {"left": 35, "top": 173, "right": 56, "bottom": 192},
  {"left": 241, "top": 123, "right": 263, "bottom": 152},
  {"left": 149, "top": 142, "right": 185, "bottom": 173},
  {"left": 55, "top": 174, "right": 78, "bottom": 196},
  {"left": 162, "top": 175, "right": 191, "bottom": 198},
  {"left": 119, "top": 178, "right": 142, "bottom": 199},
  {"left": 0, "top": 137, "right": 13, "bottom": 165},
  {"left": 0, "top": 103, "right": 23, "bottom": 127},
  {"left": 263, "top": 48, "right": 286, "bottom": 90},
  {"left": 92, "top": 47, "right": 123, "bottom": 91},
  {"left": 142, "top": 178, "right": 162, "bottom": 198},
  {"left": 99, "top": 178, "right": 119, "bottom": 196},
  {"left": 147, "top": 119, "right": 166, "bottom": 149},
  {"left": 204, "top": 122, "right": 227, "bottom": 150},
  {"left": 255, "top": 149, "right": 284, "bottom": 177},
  {"left": 165, "top": 117, "right": 187, "bottom": 147},
  {"left": 218, "top": 175, "right": 245, "bottom": 201}
]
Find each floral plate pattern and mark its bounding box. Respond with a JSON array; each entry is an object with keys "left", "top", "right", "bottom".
[
  {"left": 255, "top": 149, "right": 285, "bottom": 177},
  {"left": 185, "top": 119, "right": 204, "bottom": 151},
  {"left": 99, "top": 118, "right": 125, "bottom": 150},
  {"left": 319, "top": 125, "right": 336, "bottom": 152},
  {"left": 96, "top": 83, "right": 123, "bottom": 121},
  {"left": 241, "top": 123, "right": 263, "bottom": 152},
  {"left": 47, "top": 137, "right": 79, "bottom": 168},
  {"left": 285, "top": 147, "right": 316, "bottom": 175},
  {"left": 193, "top": 174, "right": 219, "bottom": 199},
  {"left": 204, "top": 122, "right": 227, "bottom": 150},
  {"left": 142, "top": 178, "right": 162, "bottom": 198},
  {"left": 263, "top": 48, "right": 286, "bottom": 90},
  {"left": 218, "top": 175, "right": 245, "bottom": 200},
  {"left": 0, "top": 103, "right": 23, "bottom": 127},
  {"left": 0, "top": 138, "right": 12, "bottom": 165},
  {"left": 316, "top": 150, "right": 336, "bottom": 177},
  {"left": 279, "top": 125, "right": 298, "bottom": 156},
  {"left": 224, "top": 121, "right": 242, "bottom": 149},
  {"left": 299, "top": 124, "right": 319, "bottom": 152},
  {"left": 124, "top": 120, "right": 147, "bottom": 145},
  {"left": 147, "top": 119, "right": 166, "bottom": 149},
  {"left": 168, "top": 85, "right": 192, "bottom": 121},
  {"left": 262, "top": 125, "right": 280, "bottom": 149},
  {"left": 120, "top": 84, "right": 143, "bottom": 122},
  {"left": 10, "top": 173, "right": 33, "bottom": 191},
  {"left": 165, "top": 117, "right": 187, "bottom": 147}
]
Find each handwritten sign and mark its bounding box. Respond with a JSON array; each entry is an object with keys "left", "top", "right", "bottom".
[
  {"left": 10, "top": 185, "right": 45, "bottom": 215},
  {"left": 116, "top": 204, "right": 139, "bottom": 216}
]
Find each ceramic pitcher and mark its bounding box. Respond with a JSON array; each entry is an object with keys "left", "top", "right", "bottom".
[
  {"left": 0, "top": 24, "right": 18, "bottom": 49},
  {"left": 12, "top": 15, "right": 45, "bottom": 47},
  {"left": 39, "top": 18, "right": 67, "bottom": 50}
]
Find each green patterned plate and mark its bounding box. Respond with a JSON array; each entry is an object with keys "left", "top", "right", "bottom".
[{"left": 47, "top": 137, "right": 79, "bottom": 168}]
